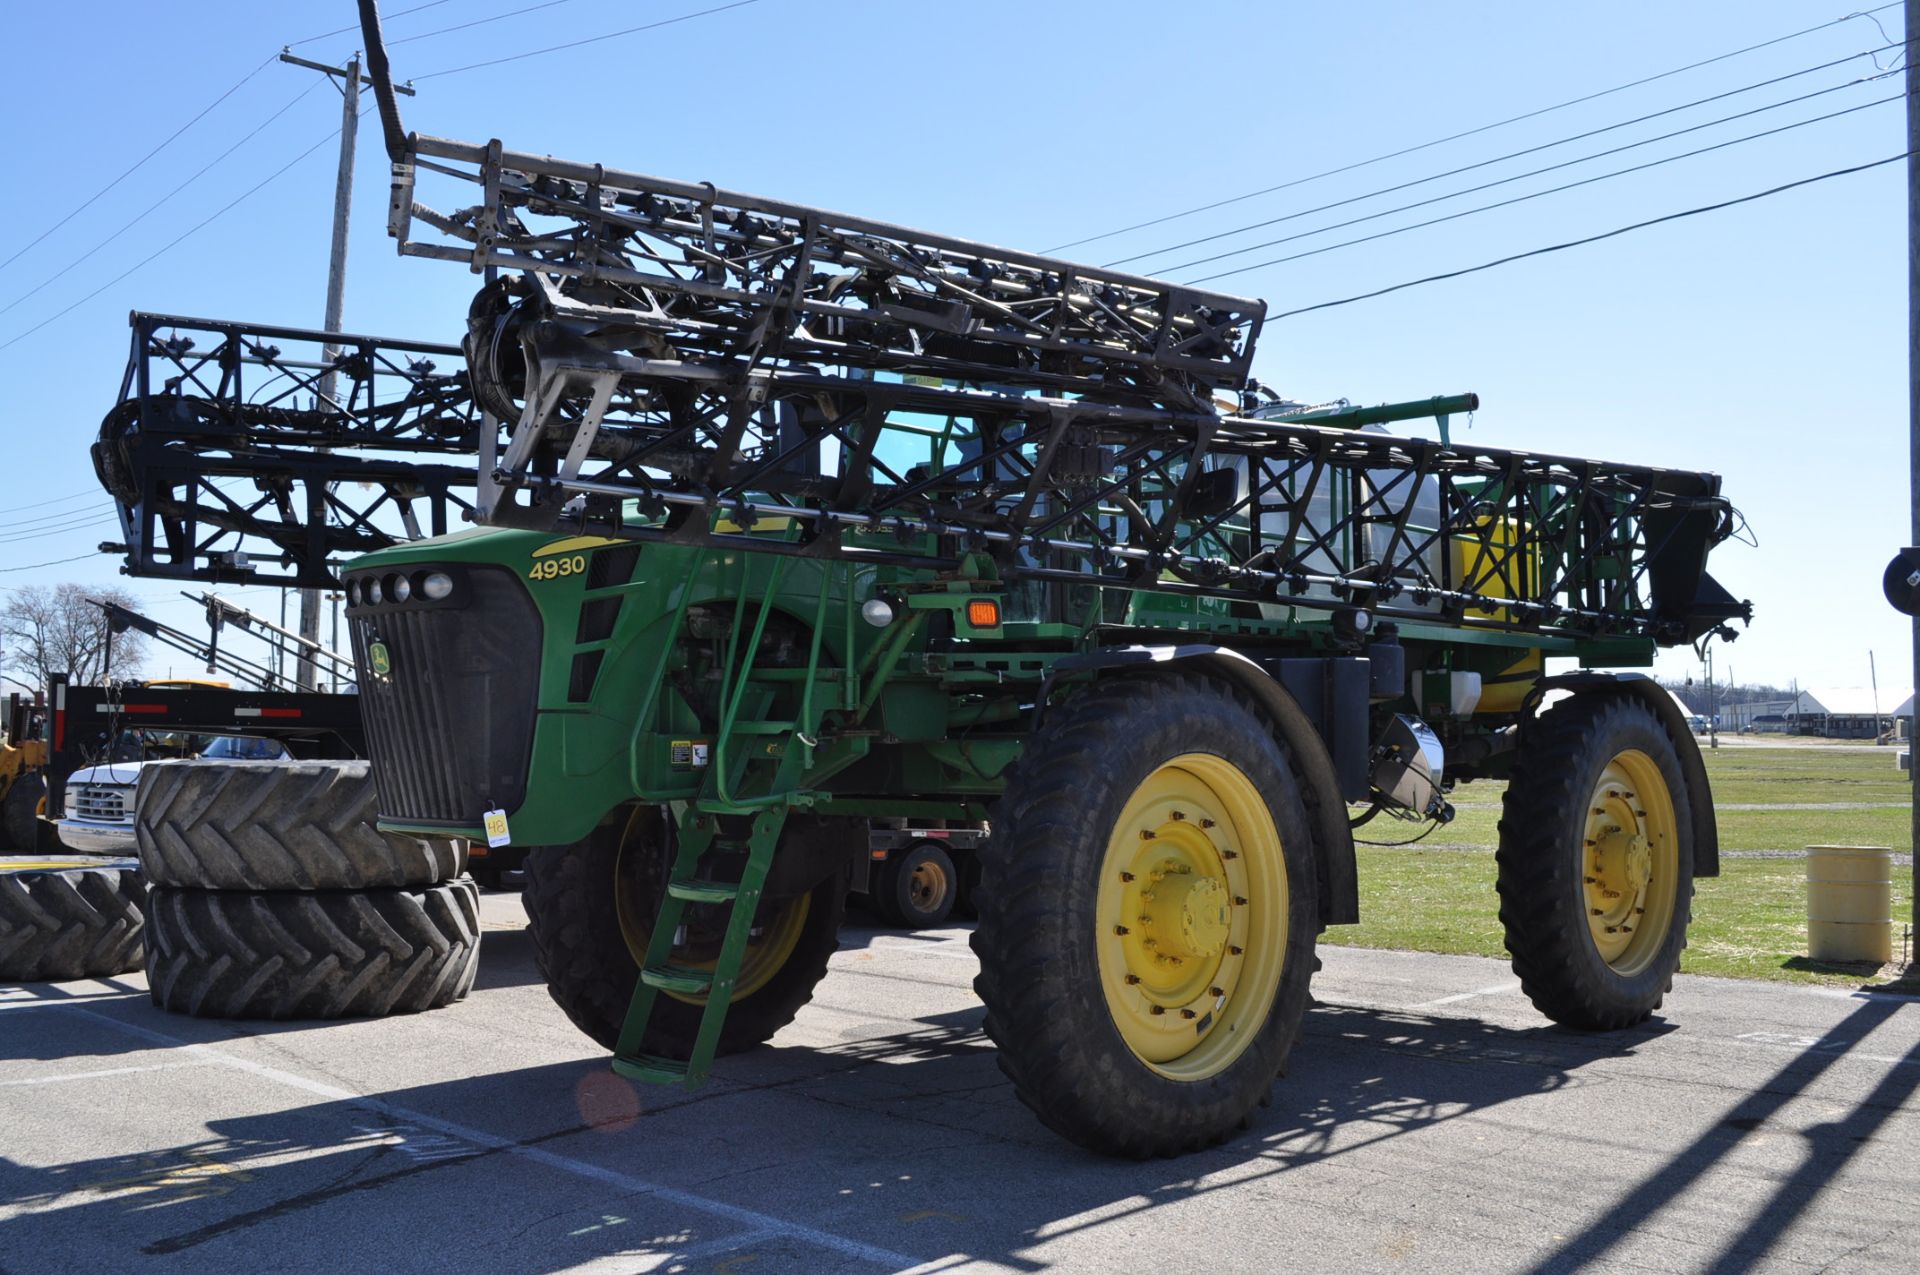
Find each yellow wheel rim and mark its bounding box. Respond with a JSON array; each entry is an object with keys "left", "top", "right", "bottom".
[
  {"left": 1582, "top": 750, "right": 1680, "bottom": 975},
  {"left": 906, "top": 855, "right": 949, "bottom": 915},
  {"left": 612, "top": 810, "right": 810, "bottom": 1005},
  {"left": 1095, "top": 753, "right": 1289, "bottom": 1080}
]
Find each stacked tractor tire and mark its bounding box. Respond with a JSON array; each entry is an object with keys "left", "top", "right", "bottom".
[
  {"left": 136, "top": 760, "right": 479, "bottom": 1018},
  {"left": 0, "top": 854, "right": 146, "bottom": 983}
]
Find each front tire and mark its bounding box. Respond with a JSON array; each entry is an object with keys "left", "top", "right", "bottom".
[
  {"left": 523, "top": 807, "right": 844, "bottom": 1058},
  {"left": 1497, "top": 693, "right": 1695, "bottom": 1030},
  {"left": 2, "top": 776, "right": 47, "bottom": 854},
  {"left": 972, "top": 675, "right": 1320, "bottom": 1157}
]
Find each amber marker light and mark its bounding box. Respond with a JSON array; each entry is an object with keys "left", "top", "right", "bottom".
[{"left": 966, "top": 598, "right": 1001, "bottom": 628}]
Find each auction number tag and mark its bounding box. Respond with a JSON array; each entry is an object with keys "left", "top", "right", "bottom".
[{"left": 482, "top": 808, "right": 511, "bottom": 848}]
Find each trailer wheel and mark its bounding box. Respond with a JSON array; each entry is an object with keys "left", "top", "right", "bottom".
[
  {"left": 523, "top": 807, "right": 844, "bottom": 1058},
  {"left": 872, "top": 841, "right": 958, "bottom": 928},
  {"left": 137, "top": 760, "right": 465, "bottom": 890},
  {"left": 2, "top": 775, "right": 47, "bottom": 854},
  {"left": 0, "top": 856, "right": 145, "bottom": 982},
  {"left": 146, "top": 880, "right": 479, "bottom": 1019},
  {"left": 972, "top": 674, "right": 1320, "bottom": 1157},
  {"left": 1497, "top": 693, "right": 1695, "bottom": 1030}
]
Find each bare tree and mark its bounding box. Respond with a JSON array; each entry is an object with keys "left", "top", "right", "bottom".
[{"left": 1, "top": 584, "right": 148, "bottom": 689}]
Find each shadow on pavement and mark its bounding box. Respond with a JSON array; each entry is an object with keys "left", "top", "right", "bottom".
[
  {"left": 1525, "top": 994, "right": 1920, "bottom": 1275},
  {"left": 0, "top": 993, "right": 1669, "bottom": 1274}
]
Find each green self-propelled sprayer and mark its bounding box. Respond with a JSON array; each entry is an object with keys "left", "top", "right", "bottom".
[{"left": 341, "top": 1, "right": 1749, "bottom": 1156}]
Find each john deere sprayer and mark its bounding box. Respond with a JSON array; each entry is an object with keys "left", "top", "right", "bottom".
[{"left": 338, "top": 3, "right": 1748, "bottom": 1156}]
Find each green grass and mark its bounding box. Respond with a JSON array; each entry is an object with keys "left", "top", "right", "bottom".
[{"left": 1332, "top": 744, "right": 1914, "bottom": 986}]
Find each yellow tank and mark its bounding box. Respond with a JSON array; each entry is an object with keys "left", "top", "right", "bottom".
[{"left": 1805, "top": 845, "right": 1892, "bottom": 964}]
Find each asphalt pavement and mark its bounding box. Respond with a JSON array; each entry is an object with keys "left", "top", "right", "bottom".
[{"left": 2, "top": 891, "right": 1917, "bottom": 1274}]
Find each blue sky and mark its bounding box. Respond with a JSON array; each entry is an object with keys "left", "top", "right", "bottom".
[{"left": 0, "top": 0, "right": 1910, "bottom": 697}]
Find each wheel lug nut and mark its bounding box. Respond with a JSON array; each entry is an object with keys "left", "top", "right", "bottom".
[
  {"left": 1200, "top": 818, "right": 1216, "bottom": 829},
  {"left": 1590, "top": 908, "right": 1603, "bottom": 916},
  {"left": 1210, "top": 987, "right": 1225, "bottom": 998},
  {"left": 1228, "top": 945, "right": 1243, "bottom": 956},
  {"left": 1124, "top": 974, "right": 1141, "bottom": 985},
  {"left": 1171, "top": 810, "right": 1186, "bottom": 821},
  {"left": 1120, "top": 871, "right": 1135, "bottom": 882},
  {"left": 1221, "top": 849, "right": 1239, "bottom": 860},
  {"left": 1180, "top": 1009, "right": 1197, "bottom": 1020},
  {"left": 1139, "top": 829, "right": 1157, "bottom": 841},
  {"left": 1149, "top": 1005, "right": 1166, "bottom": 1016},
  {"left": 1114, "top": 925, "right": 1130, "bottom": 935},
  {"left": 1233, "top": 896, "right": 1247, "bottom": 906}
]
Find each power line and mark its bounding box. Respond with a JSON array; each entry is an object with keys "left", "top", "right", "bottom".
[
  {"left": 1114, "top": 45, "right": 1895, "bottom": 271},
  {"left": 0, "top": 552, "right": 109, "bottom": 575},
  {"left": 414, "top": 0, "right": 766, "bottom": 79},
  {"left": 1175, "top": 87, "right": 1899, "bottom": 282},
  {"left": 0, "top": 514, "right": 120, "bottom": 541},
  {"left": 0, "top": 52, "right": 278, "bottom": 276},
  {"left": 1266, "top": 153, "right": 1907, "bottom": 322},
  {"left": 0, "top": 488, "right": 106, "bottom": 516},
  {"left": 391, "top": 0, "right": 590, "bottom": 45},
  {"left": 0, "top": 129, "right": 341, "bottom": 354},
  {"left": 0, "top": 80, "right": 326, "bottom": 319},
  {"left": 1046, "top": 1, "right": 1904, "bottom": 255},
  {"left": 0, "top": 506, "right": 120, "bottom": 536},
  {"left": 285, "top": 0, "right": 461, "bottom": 48}
]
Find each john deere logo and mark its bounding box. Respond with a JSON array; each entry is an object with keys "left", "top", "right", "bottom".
[{"left": 368, "top": 641, "right": 393, "bottom": 678}]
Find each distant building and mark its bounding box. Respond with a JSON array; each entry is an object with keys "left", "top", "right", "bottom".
[{"left": 1721, "top": 687, "right": 1911, "bottom": 739}]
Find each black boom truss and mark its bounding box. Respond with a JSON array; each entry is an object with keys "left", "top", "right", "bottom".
[
  {"left": 368, "top": 129, "right": 1746, "bottom": 646},
  {"left": 94, "top": 312, "right": 502, "bottom": 589}
]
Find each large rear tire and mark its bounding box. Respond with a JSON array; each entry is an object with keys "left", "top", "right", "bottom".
[
  {"left": 522, "top": 807, "right": 844, "bottom": 1058},
  {"left": 136, "top": 760, "right": 464, "bottom": 890},
  {"left": 971, "top": 674, "right": 1320, "bottom": 1157},
  {"left": 1496, "top": 693, "right": 1696, "bottom": 1030},
  {"left": 145, "top": 880, "right": 480, "bottom": 1019},
  {"left": 0, "top": 856, "right": 145, "bottom": 982}
]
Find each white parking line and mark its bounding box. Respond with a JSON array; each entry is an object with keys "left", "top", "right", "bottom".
[
  {"left": 0, "top": 1061, "right": 199, "bottom": 1086},
  {"left": 64, "top": 1006, "right": 920, "bottom": 1271},
  {"left": 1411, "top": 981, "right": 1521, "bottom": 1010}
]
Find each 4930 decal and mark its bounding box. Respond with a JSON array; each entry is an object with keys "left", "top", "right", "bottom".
[{"left": 528, "top": 554, "right": 586, "bottom": 582}]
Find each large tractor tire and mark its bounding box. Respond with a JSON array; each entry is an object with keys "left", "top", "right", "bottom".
[
  {"left": 971, "top": 674, "right": 1321, "bottom": 1158},
  {"left": 523, "top": 806, "right": 845, "bottom": 1058},
  {"left": 1496, "top": 693, "right": 1696, "bottom": 1030},
  {"left": 137, "top": 760, "right": 464, "bottom": 891},
  {"left": 0, "top": 856, "right": 145, "bottom": 982},
  {"left": 870, "top": 841, "right": 958, "bottom": 928},
  {"left": 145, "top": 880, "right": 480, "bottom": 1019},
  {"left": 2, "top": 774, "right": 47, "bottom": 853}
]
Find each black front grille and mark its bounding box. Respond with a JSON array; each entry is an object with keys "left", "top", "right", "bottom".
[{"left": 348, "top": 566, "right": 542, "bottom": 824}]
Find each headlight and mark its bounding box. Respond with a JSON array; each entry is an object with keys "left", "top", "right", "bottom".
[
  {"left": 421, "top": 571, "right": 454, "bottom": 601},
  {"left": 368, "top": 577, "right": 384, "bottom": 605},
  {"left": 391, "top": 574, "right": 412, "bottom": 603},
  {"left": 347, "top": 579, "right": 362, "bottom": 606}
]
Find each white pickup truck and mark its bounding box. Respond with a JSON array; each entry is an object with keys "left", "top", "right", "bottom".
[{"left": 58, "top": 735, "right": 288, "bottom": 854}]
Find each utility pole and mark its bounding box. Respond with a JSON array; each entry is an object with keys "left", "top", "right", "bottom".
[
  {"left": 1908, "top": 0, "right": 1919, "bottom": 967},
  {"left": 277, "top": 48, "right": 414, "bottom": 688}
]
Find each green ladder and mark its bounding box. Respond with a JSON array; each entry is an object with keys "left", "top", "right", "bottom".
[{"left": 611, "top": 557, "right": 830, "bottom": 1088}]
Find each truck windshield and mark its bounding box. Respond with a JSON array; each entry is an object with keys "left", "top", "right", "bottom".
[{"left": 200, "top": 735, "right": 288, "bottom": 761}]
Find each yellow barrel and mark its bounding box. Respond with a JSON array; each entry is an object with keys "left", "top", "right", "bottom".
[{"left": 1805, "top": 845, "right": 1893, "bottom": 964}]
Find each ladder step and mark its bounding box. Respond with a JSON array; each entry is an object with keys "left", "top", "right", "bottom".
[
  {"left": 668, "top": 877, "right": 741, "bottom": 904},
  {"left": 611, "top": 1052, "right": 693, "bottom": 1086},
  {"left": 641, "top": 963, "right": 714, "bottom": 995}
]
